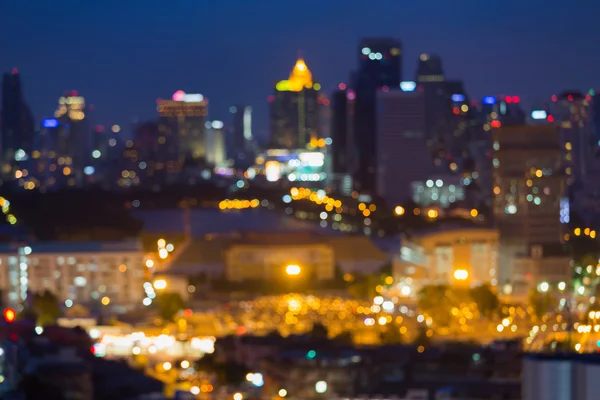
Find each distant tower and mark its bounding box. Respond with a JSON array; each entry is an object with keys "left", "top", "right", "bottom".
[
  {"left": 1, "top": 69, "right": 35, "bottom": 175},
  {"left": 269, "top": 56, "right": 320, "bottom": 149},
  {"left": 353, "top": 37, "right": 402, "bottom": 193}
]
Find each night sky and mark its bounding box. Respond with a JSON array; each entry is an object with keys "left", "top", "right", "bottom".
[{"left": 1, "top": 0, "right": 599, "bottom": 141}]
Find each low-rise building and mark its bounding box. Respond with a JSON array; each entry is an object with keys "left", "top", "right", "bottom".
[
  {"left": 168, "top": 232, "right": 388, "bottom": 281},
  {"left": 393, "top": 227, "right": 499, "bottom": 294},
  {"left": 0, "top": 240, "right": 145, "bottom": 308}
]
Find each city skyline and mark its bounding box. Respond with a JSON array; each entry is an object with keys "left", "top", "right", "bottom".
[{"left": 2, "top": 0, "right": 599, "bottom": 140}]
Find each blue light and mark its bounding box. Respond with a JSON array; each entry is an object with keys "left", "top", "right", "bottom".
[
  {"left": 483, "top": 96, "right": 496, "bottom": 105},
  {"left": 42, "top": 118, "right": 59, "bottom": 128},
  {"left": 83, "top": 166, "right": 95, "bottom": 175},
  {"left": 400, "top": 81, "right": 417, "bottom": 92},
  {"left": 451, "top": 94, "right": 465, "bottom": 102}
]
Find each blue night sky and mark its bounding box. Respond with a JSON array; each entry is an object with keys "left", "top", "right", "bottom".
[{"left": 1, "top": 0, "right": 599, "bottom": 141}]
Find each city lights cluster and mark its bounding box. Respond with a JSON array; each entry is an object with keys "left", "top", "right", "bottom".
[
  {"left": 289, "top": 187, "right": 344, "bottom": 212},
  {"left": 0, "top": 197, "right": 17, "bottom": 225},
  {"left": 218, "top": 199, "right": 260, "bottom": 210},
  {"left": 573, "top": 227, "right": 597, "bottom": 239}
]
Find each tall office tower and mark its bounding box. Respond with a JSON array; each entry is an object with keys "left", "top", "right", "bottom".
[
  {"left": 330, "top": 88, "right": 350, "bottom": 175},
  {"left": 353, "top": 38, "right": 402, "bottom": 193},
  {"left": 376, "top": 89, "right": 433, "bottom": 206},
  {"left": 0, "top": 69, "right": 35, "bottom": 174},
  {"left": 229, "top": 105, "right": 253, "bottom": 158},
  {"left": 416, "top": 54, "right": 447, "bottom": 145},
  {"left": 553, "top": 91, "right": 592, "bottom": 185},
  {"left": 205, "top": 120, "right": 226, "bottom": 166},
  {"left": 591, "top": 89, "right": 600, "bottom": 143},
  {"left": 157, "top": 90, "right": 208, "bottom": 163},
  {"left": 492, "top": 125, "right": 567, "bottom": 290},
  {"left": 269, "top": 57, "right": 319, "bottom": 149},
  {"left": 53, "top": 91, "right": 89, "bottom": 186},
  {"left": 317, "top": 94, "right": 331, "bottom": 140}
]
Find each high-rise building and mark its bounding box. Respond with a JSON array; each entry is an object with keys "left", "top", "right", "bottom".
[
  {"left": 157, "top": 90, "right": 208, "bottom": 162},
  {"left": 492, "top": 125, "right": 567, "bottom": 291},
  {"left": 415, "top": 54, "right": 447, "bottom": 146},
  {"left": 53, "top": 91, "right": 89, "bottom": 186},
  {"left": 205, "top": 120, "right": 226, "bottom": 166},
  {"left": 269, "top": 57, "right": 320, "bottom": 149},
  {"left": 376, "top": 89, "right": 432, "bottom": 206},
  {"left": 353, "top": 38, "right": 402, "bottom": 193},
  {"left": 330, "top": 88, "right": 351, "bottom": 175},
  {"left": 229, "top": 105, "right": 253, "bottom": 158},
  {"left": 553, "top": 91, "right": 592, "bottom": 185},
  {"left": 1, "top": 69, "right": 35, "bottom": 174}
]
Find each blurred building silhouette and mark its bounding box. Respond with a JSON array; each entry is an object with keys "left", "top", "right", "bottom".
[
  {"left": 0, "top": 69, "right": 35, "bottom": 179},
  {"left": 353, "top": 37, "right": 402, "bottom": 193},
  {"left": 269, "top": 57, "right": 320, "bottom": 149}
]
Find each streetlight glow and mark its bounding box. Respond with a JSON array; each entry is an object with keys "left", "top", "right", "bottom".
[
  {"left": 286, "top": 264, "right": 301, "bottom": 276},
  {"left": 453, "top": 269, "right": 468, "bottom": 280},
  {"left": 153, "top": 279, "right": 167, "bottom": 290}
]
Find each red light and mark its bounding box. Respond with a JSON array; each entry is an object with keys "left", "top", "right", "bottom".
[
  {"left": 417, "top": 85, "right": 424, "bottom": 92},
  {"left": 586, "top": 94, "right": 592, "bottom": 101},
  {"left": 568, "top": 94, "right": 573, "bottom": 101},
  {"left": 95, "top": 125, "right": 104, "bottom": 132},
  {"left": 4, "top": 308, "right": 16, "bottom": 323},
  {"left": 339, "top": 83, "right": 347, "bottom": 90},
  {"left": 90, "top": 346, "right": 96, "bottom": 354},
  {"left": 71, "top": 90, "right": 78, "bottom": 97},
  {"left": 491, "top": 120, "right": 502, "bottom": 128},
  {"left": 11, "top": 68, "right": 18, "bottom": 75},
  {"left": 551, "top": 95, "right": 558, "bottom": 102},
  {"left": 547, "top": 115, "right": 555, "bottom": 122},
  {"left": 452, "top": 107, "right": 460, "bottom": 115},
  {"left": 513, "top": 96, "right": 521, "bottom": 103},
  {"left": 184, "top": 309, "right": 193, "bottom": 317},
  {"left": 267, "top": 95, "right": 275, "bottom": 103},
  {"left": 382, "top": 86, "right": 389, "bottom": 92},
  {"left": 505, "top": 96, "right": 513, "bottom": 103}
]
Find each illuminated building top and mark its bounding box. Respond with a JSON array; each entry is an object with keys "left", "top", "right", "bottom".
[
  {"left": 55, "top": 92, "right": 85, "bottom": 121},
  {"left": 157, "top": 90, "right": 208, "bottom": 117},
  {"left": 276, "top": 58, "right": 318, "bottom": 92}
]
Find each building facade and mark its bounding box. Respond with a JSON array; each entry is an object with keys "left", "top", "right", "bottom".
[
  {"left": 224, "top": 233, "right": 335, "bottom": 282},
  {"left": 376, "top": 89, "right": 432, "bottom": 206},
  {"left": 492, "top": 125, "right": 567, "bottom": 288},
  {"left": 270, "top": 57, "right": 319, "bottom": 149},
  {"left": 0, "top": 241, "right": 145, "bottom": 308}
]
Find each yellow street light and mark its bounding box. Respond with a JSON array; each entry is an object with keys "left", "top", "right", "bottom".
[
  {"left": 286, "top": 264, "right": 301, "bottom": 276},
  {"left": 159, "top": 248, "right": 168, "bottom": 259},
  {"left": 163, "top": 361, "right": 172, "bottom": 371},
  {"left": 157, "top": 238, "right": 166, "bottom": 248},
  {"left": 394, "top": 206, "right": 405, "bottom": 216},
  {"left": 278, "top": 388, "right": 287, "bottom": 397},
  {"left": 153, "top": 279, "right": 167, "bottom": 290},
  {"left": 101, "top": 296, "right": 110, "bottom": 306},
  {"left": 145, "top": 259, "right": 154, "bottom": 268},
  {"left": 233, "top": 393, "right": 243, "bottom": 400},
  {"left": 453, "top": 269, "right": 468, "bottom": 280}
]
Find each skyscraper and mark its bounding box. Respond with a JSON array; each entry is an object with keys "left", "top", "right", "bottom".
[
  {"left": 1, "top": 69, "right": 35, "bottom": 173},
  {"left": 229, "top": 105, "right": 253, "bottom": 158},
  {"left": 53, "top": 91, "right": 89, "bottom": 186},
  {"left": 553, "top": 91, "right": 592, "bottom": 185},
  {"left": 330, "top": 88, "right": 350, "bottom": 175},
  {"left": 376, "top": 89, "right": 432, "bottom": 206},
  {"left": 157, "top": 90, "right": 208, "bottom": 163},
  {"left": 205, "top": 120, "right": 226, "bottom": 166},
  {"left": 269, "top": 57, "right": 320, "bottom": 149},
  {"left": 492, "top": 125, "right": 567, "bottom": 290},
  {"left": 353, "top": 38, "right": 402, "bottom": 192}
]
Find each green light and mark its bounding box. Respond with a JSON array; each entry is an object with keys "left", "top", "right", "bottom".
[
  {"left": 313, "top": 83, "right": 321, "bottom": 91},
  {"left": 306, "top": 350, "right": 316, "bottom": 359},
  {"left": 590, "top": 89, "right": 595, "bottom": 96}
]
